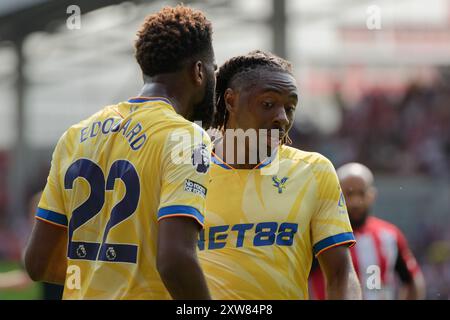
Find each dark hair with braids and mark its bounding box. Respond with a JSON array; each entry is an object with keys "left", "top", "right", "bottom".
[
  {"left": 135, "top": 5, "right": 213, "bottom": 77},
  {"left": 213, "top": 50, "right": 294, "bottom": 144}
]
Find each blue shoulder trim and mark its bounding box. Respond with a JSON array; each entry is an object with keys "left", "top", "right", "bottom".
[{"left": 36, "top": 207, "right": 68, "bottom": 227}]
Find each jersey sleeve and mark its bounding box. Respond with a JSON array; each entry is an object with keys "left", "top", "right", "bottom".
[
  {"left": 157, "top": 124, "right": 212, "bottom": 227},
  {"left": 36, "top": 132, "right": 68, "bottom": 228},
  {"left": 395, "top": 227, "right": 422, "bottom": 283},
  {"left": 310, "top": 156, "right": 356, "bottom": 257}
]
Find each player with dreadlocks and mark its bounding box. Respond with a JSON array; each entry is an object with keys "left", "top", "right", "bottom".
[{"left": 198, "top": 50, "right": 362, "bottom": 299}]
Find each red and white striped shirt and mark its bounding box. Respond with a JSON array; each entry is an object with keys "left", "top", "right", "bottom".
[{"left": 309, "top": 216, "right": 422, "bottom": 300}]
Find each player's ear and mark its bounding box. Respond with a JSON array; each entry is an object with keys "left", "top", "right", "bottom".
[
  {"left": 224, "top": 88, "right": 237, "bottom": 114},
  {"left": 192, "top": 60, "right": 204, "bottom": 87}
]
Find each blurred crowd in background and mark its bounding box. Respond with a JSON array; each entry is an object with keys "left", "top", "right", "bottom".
[{"left": 295, "top": 69, "right": 450, "bottom": 179}]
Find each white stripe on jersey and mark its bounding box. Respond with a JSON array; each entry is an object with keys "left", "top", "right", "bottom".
[
  {"left": 356, "top": 231, "right": 398, "bottom": 300},
  {"left": 355, "top": 234, "right": 380, "bottom": 300},
  {"left": 379, "top": 229, "right": 398, "bottom": 299}
]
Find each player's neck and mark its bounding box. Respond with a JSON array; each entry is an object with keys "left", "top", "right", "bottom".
[
  {"left": 139, "top": 75, "right": 191, "bottom": 118},
  {"left": 217, "top": 134, "right": 273, "bottom": 170}
]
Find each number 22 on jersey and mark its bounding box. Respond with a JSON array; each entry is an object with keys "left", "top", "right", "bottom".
[{"left": 64, "top": 158, "right": 140, "bottom": 263}]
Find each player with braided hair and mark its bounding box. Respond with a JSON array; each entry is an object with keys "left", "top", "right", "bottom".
[
  {"left": 198, "top": 51, "right": 361, "bottom": 299},
  {"left": 25, "top": 5, "right": 216, "bottom": 299},
  {"left": 213, "top": 50, "right": 293, "bottom": 142},
  {"left": 209, "top": 50, "right": 294, "bottom": 166}
]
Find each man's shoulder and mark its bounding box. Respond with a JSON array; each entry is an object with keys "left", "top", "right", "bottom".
[
  {"left": 366, "top": 216, "right": 402, "bottom": 235},
  {"left": 65, "top": 104, "right": 117, "bottom": 131},
  {"left": 124, "top": 101, "right": 210, "bottom": 146},
  {"left": 280, "top": 146, "right": 335, "bottom": 169},
  {"left": 48, "top": 105, "right": 120, "bottom": 155},
  {"left": 156, "top": 119, "right": 210, "bottom": 147}
]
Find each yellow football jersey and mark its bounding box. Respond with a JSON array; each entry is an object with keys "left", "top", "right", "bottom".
[
  {"left": 198, "top": 145, "right": 355, "bottom": 299},
  {"left": 36, "top": 97, "right": 211, "bottom": 299}
]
